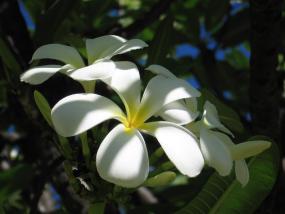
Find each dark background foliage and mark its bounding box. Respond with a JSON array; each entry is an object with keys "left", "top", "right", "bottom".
[{"left": 0, "top": 0, "right": 284, "bottom": 213}]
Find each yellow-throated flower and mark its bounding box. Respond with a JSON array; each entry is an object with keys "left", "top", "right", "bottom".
[{"left": 51, "top": 62, "right": 204, "bottom": 187}]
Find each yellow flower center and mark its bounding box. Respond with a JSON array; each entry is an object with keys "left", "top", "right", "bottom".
[
  {"left": 122, "top": 114, "right": 145, "bottom": 131},
  {"left": 124, "top": 119, "right": 140, "bottom": 129}
]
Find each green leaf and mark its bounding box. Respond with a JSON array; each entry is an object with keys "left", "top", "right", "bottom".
[
  {"left": 225, "top": 48, "right": 249, "bottom": 70},
  {"left": 204, "top": 0, "right": 229, "bottom": 33},
  {"left": 33, "top": 90, "right": 52, "bottom": 127},
  {"left": 88, "top": 202, "right": 105, "bottom": 214},
  {"left": 214, "top": 9, "right": 249, "bottom": 48},
  {"left": 149, "top": 147, "right": 164, "bottom": 164},
  {"left": 0, "top": 206, "right": 4, "bottom": 213},
  {"left": 80, "top": 132, "right": 91, "bottom": 168},
  {"left": 198, "top": 89, "right": 244, "bottom": 133},
  {"left": 58, "top": 136, "right": 73, "bottom": 160},
  {"left": 34, "top": 90, "right": 73, "bottom": 160},
  {"left": 34, "top": 90, "right": 72, "bottom": 159},
  {"left": 175, "top": 138, "right": 279, "bottom": 214},
  {"left": 0, "top": 164, "right": 34, "bottom": 202},
  {"left": 34, "top": 0, "right": 79, "bottom": 45},
  {"left": 147, "top": 14, "right": 174, "bottom": 65},
  {"left": 0, "top": 37, "right": 21, "bottom": 73},
  {"left": 0, "top": 81, "right": 8, "bottom": 108},
  {"left": 145, "top": 171, "right": 176, "bottom": 187}
]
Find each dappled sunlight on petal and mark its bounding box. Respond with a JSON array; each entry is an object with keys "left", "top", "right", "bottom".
[
  {"left": 142, "top": 121, "right": 204, "bottom": 177},
  {"left": 109, "top": 39, "right": 148, "bottom": 58},
  {"left": 68, "top": 60, "right": 116, "bottom": 81},
  {"left": 146, "top": 64, "right": 177, "bottom": 78},
  {"left": 51, "top": 93, "right": 125, "bottom": 137},
  {"left": 200, "top": 129, "right": 233, "bottom": 176},
  {"left": 32, "top": 44, "right": 84, "bottom": 67},
  {"left": 86, "top": 35, "right": 126, "bottom": 64},
  {"left": 156, "top": 100, "right": 199, "bottom": 125},
  {"left": 20, "top": 65, "right": 63, "bottom": 85},
  {"left": 103, "top": 61, "right": 141, "bottom": 118},
  {"left": 96, "top": 124, "right": 149, "bottom": 188},
  {"left": 137, "top": 75, "right": 200, "bottom": 122}
]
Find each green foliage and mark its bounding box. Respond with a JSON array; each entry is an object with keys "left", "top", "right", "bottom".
[
  {"left": 0, "top": 81, "right": 7, "bottom": 108},
  {"left": 176, "top": 138, "right": 279, "bottom": 214},
  {"left": 147, "top": 14, "right": 174, "bottom": 65},
  {"left": 34, "top": 0, "right": 80, "bottom": 45},
  {"left": 214, "top": 9, "right": 250, "bottom": 48},
  {"left": 144, "top": 171, "right": 176, "bottom": 187},
  {"left": 204, "top": 0, "right": 229, "bottom": 33},
  {"left": 33, "top": 90, "right": 53, "bottom": 127},
  {"left": 88, "top": 202, "right": 105, "bottom": 214},
  {"left": 0, "top": 164, "right": 34, "bottom": 203}
]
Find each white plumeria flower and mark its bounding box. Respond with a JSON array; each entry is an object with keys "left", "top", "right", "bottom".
[
  {"left": 201, "top": 129, "right": 270, "bottom": 186},
  {"left": 145, "top": 64, "right": 199, "bottom": 125},
  {"left": 198, "top": 102, "right": 271, "bottom": 186},
  {"left": 20, "top": 35, "right": 148, "bottom": 91},
  {"left": 51, "top": 62, "right": 204, "bottom": 188}
]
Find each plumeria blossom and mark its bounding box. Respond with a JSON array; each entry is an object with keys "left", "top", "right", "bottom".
[
  {"left": 196, "top": 101, "right": 271, "bottom": 186},
  {"left": 20, "top": 35, "right": 147, "bottom": 91},
  {"left": 145, "top": 64, "right": 199, "bottom": 125},
  {"left": 51, "top": 62, "right": 204, "bottom": 188}
]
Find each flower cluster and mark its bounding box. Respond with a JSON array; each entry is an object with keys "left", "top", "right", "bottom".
[{"left": 21, "top": 35, "right": 271, "bottom": 188}]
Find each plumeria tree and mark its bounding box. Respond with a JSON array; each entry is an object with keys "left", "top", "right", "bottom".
[{"left": 0, "top": 0, "right": 282, "bottom": 213}]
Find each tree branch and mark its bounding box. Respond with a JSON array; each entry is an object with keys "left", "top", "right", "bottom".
[
  {"left": 250, "top": 1, "right": 283, "bottom": 213},
  {"left": 250, "top": 0, "right": 282, "bottom": 141}
]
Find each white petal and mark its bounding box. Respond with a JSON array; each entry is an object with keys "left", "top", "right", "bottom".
[
  {"left": 231, "top": 140, "right": 271, "bottom": 160},
  {"left": 156, "top": 100, "right": 199, "bottom": 125},
  {"left": 32, "top": 44, "right": 84, "bottom": 68},
  {"left": 96, "top": 124, "right": 149, "bottom": 188},
  {"left": 86, "top": 35, "right": 126, "bottom": 64},
  {"left": 200, "top": 129, "right": 233, "bottom": 176},
  {"left": 136, "top": 75, "right": 200, "bottom": 123},
  {"left": 213, "top": 131, "right": 235, "bottom": 147},
  {"left": 145, "top": 64, "right": 177, "bottom": 78},
  {"left": 109, "top": 39, "right": 148, "bottom": 58},
  {"left": 235, "top": 160, "right": 249, "bottom": 187},
  {"left": 142, "top": 121, "right": 204, "bottom": 177},
  {"left": 103, "top": 61, "right": 141, "bottom": 118},
  {"left": 68, "top": 60, "right": 116, "bottom": 81},
  {"left": 51, "top": 93, "right": 125, "bottom": 137},
  {"left": 203, "top": 101, "right": 233, "bottom": 137},
  {"left": 20, "top": 65, "right": 62, "bottom": 85}
]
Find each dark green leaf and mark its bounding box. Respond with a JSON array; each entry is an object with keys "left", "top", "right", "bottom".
[
  {"left": 205, "top": 0, "right": 229, "bottom": 33},
  {"left": 88, "top": 202, "right": 105, "bottom": 214},
  {"left": 0, "top": 38, "right": 21, "bottom": 74},
  {"left": 33, "top": 90, "right": 52, "bottom": 127},
  {"left": 147, "top": 14, "right": 174, "bottom": 65},
  {"left": 214, "top": 9, "right": 249, "bottom": 48},
  {"left": 0, "top": 164, "right": 34, "bottom": 202},
  {"left": 176, "top": 138, "right": 279, "bottom": 214},
  {"left": 0, "top": 81, "right": 7, "bottom": 108},
  {"left": 34, "top": 0, "right": 79, "bottom": 45},
  {"left": 144, "top": 171, "right": 176, "bottom": 187}
]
